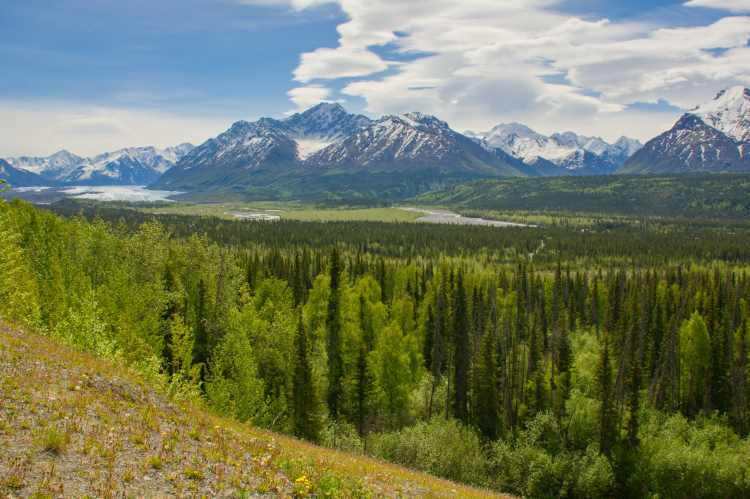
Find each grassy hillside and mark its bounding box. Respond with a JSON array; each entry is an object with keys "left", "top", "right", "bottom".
[
  {"left": 0, "top": 321, "right": 506, "bottom": 499},
  {"left": 408, "top": 172, "right": 750, "bottom": 220}
]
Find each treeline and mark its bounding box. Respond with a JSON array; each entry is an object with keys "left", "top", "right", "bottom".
[
  {"left": 411, "top": 172, "right": 750, "bottom": 220},
  {"left": 3, "top": 197, "right": 750, "bottom": 498},
  {"left": 46, "top": 200, "right": 750, "bottom": 266}
]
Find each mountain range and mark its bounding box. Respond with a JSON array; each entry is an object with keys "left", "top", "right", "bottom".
[
  {"left": 466, "top": 124, "right": 641, "bottom": 176},
  {"left": 5, "top": 87, "right": 750, "bottom": 199},
  {"left": 619, "top": 86, "right": 750, "bottom": 173},
  {"left": 3, "top": 144, "right": 194, "bottom": 186},
  {"left": 151, "top": 103, "right": 643, "bottom": 197}
]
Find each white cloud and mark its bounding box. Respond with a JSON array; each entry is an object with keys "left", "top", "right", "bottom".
[
  {"left": 289, "top": 0, "right": 750, "bottom": 142},
  {"left": 293, "top": 47, "right": 390, "bottom": 82},
  {"left": 286, "top": 85, "right": 335, "bottom": 112},
  {"left": 684, "top": 0, "right": 750, "bottom": 14},
  {"left": 0, "top": 101, "right": 230, "bottom": 158}
]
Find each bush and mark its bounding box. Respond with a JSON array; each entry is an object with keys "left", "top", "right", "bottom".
[
  {"left": 53, "top": 291, "right": 118, "bottom": 360},
  {"left": 370, "top": 418, "right": 488, "bottom": 487},
  {"left": 320, "top": 419, "right": 364, "bottom": 455},
  {"left": 490, "top": 412, "right": 612, "bottom": 499},
  {"left": 635, "top": 411, "right": 750, "bottom": 499}
]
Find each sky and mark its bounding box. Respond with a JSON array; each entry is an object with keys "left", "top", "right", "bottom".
[{"left": 0, "top": 0, "right": 749, "bottom": 157}]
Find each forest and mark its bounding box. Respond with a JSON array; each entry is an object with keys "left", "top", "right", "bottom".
[
  {"left": 3, "top": 191, "right": 750, "bottom": 498},
  {"left": 411, "top": 172, "right": 750, "bottom": 222}
]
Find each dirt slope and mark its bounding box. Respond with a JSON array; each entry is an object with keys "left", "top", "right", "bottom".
[{"left": 0, "top": 323, "right": 509, "bottom": 499}]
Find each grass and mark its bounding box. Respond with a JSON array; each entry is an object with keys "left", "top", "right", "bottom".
[
  {"left": 0, "top": 320, "right": 510, "bottom": 498},
  {"left": 140, "top": 202, "right": 424, "bottom": 223},
  {"left": 41, "top": 425, "right": 69, "bottom": 455}
]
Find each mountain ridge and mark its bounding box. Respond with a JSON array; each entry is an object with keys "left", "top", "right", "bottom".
[
  {"left": 152, "top": 106, "right": 527, "bottom": 197},
  {"left": 465, "top": 123, "right": 642, "bottom": 175},
  {"left": 619, "top": 86, "right": 750, "bottom": 174},
  {"left": 6, "top": 144, "right": 195, "bottom": 186}
]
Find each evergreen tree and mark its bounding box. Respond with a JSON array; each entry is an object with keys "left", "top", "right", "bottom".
[
  {"left": 193, "top": 278, "right": 210, "bottom": 374},
  {"left": 453, "top": 267, "right": 470, "bottom": 422},
  {"left": 428, "top": 280, "right": 446, "bottom": 419},
  {"left": 378, "top": 257, "right": 387, "bottom": 305},
  {"left": 596, "top": 333, "right": 617, "bottom": 456},
  {"left": 474, "top": 326, "right": 499, "bottom": 440},
  {"left": 734, "top": 318, "right": 748, "bottom": 436},
  {"left": 293, "top": 251, "right": 303, "bottom": 307},
  {"left": 353, "top": 339, "right": 374, "bottom": 437},
  {"left": 625, "top": 359, "right": 641, "bottom": 448},
  {"left": 326, "top": 247, "right": 343, "bottom": 419},
  {"left": 293, "top": 311, "right": 323, "bottom": 442}
]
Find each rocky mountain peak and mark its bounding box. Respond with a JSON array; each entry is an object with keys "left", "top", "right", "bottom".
[{"left": 689, "top": 86, "right": 750, "bottom": 143}]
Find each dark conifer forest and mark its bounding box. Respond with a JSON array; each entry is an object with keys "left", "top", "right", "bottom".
[{"left": 3, "top": 193, "right": 750, "bottom": 498}]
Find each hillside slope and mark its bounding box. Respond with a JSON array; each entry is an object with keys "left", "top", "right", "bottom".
[
  {"left": 0, "top": 159, "right": 59, "bottom": 188},
  {"left": 407, "top": 173, "right": 750, "bottom": 219},
  {"left": 0, "top": 322, "right": 505, "bottom": 499}
]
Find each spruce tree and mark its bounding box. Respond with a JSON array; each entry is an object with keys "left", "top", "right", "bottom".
[
  {"left": 474, "top": 326, "right": 499, "bottom": 440},
  {"left": 193, "top": 278, "right": 210, "bottom": 375},
  {"left": 378, "top": 257, "right": 387, "bottom": 305},
  {"left": 353, "top": 339, "right": 374, "bottom": 437},
  {"left": 453, "top": 267, "right": 470, "bottom": 422},
  {"left": 735, "top": 318, "right": 748, "bottom": 436},
  {"left": 596, "top": 333, "right": 617, "bottom": 456},
  {"left": 293, "top": 251, "right": 303, "bottom": 307},
  {"left": 625, "top": 359, "right": 641, "bottom": 448},
  {"left": 428, "top": 281, "right": 445, "bottom": 419},
  {"left": 326, "top": 247, "right": 343, "bottom": 419},
  {"left": 293, "top": 311, "right": 323, "bottom": 442}
]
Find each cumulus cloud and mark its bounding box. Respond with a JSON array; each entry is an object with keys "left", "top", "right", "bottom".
[
  {"left": 289, "top": 0, "right": 750, "bottom": 141},
  {"left": 684, "top": 0, "right": 750, "bottom": 14}
]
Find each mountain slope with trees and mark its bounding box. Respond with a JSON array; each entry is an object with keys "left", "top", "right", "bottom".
[
  {"left": 408, "top": 172, "right": 750, "bottom": 220},
  {"left": 5, "top": 190, "right": 750, "bottom": 498}
]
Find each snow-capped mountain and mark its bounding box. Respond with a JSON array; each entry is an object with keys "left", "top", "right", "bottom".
[
  {"left": 152, "top": 103, "right": 373, "bottom": 190},
  {"left": 465, "top": 123, "right": 642, "bottom": 175},
  {"left": 6, "top": 144, "right": 194, "bottom": 186},
  {"left": 7, "top": 150, "right": 83, "bottom": 182},
  {"left": 688, "top": 86, "right": 750, "bottom": 153},
  {"left": 275, "top": 103, "right": 372, "bottom": 159},
  {"left": 303, "top": 112, "right": 523, "bottom": 176},
  {"left": 151, "top": 120, "right": 299, "bottom": 190},
  {"left": 619, "top": 87, "right": 750, "bottom": 174},
  {"left": 0, "top": 159, "right": 58, "bottom": 188}
]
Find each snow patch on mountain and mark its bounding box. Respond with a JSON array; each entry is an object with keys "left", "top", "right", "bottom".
[
  {"left": 689, "top": 86, "right": 750, "bottom": 144},
  {"left": 295, "top": 139, "right": 334, "bottom": 160},
  {"left": 274, "top": 103, "right": 372, "bottom": 160}
]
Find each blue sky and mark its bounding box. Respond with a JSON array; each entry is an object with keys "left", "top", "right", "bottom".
[{"left": 0, "top": 0, "right": 748, "bottom": 156}]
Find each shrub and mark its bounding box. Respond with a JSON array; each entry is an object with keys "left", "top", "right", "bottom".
[
  {"left": 370, "top": 418, "right": 488, "bottom": 487},
  {"left": 320, "top": 419, "right": 363, "bottom": 455},
  {"left": 490, "top": 412, "right": 613, "bottom": 499},
  {"left": 635, "top": 411, "right": 750, "bottom": 499}
]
